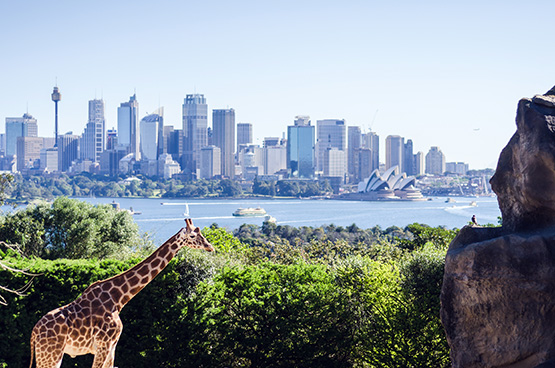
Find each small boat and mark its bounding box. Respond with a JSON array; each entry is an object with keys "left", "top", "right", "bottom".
[
  {"left": 445, "top": 198, "right": 456, "bottom": 203},
  {"left": 264, "top": 214, "right": 277, "bottom": 223},
  {"left": 232, "top": 207, "right": 267, "bottom": 217},
  {"left": 470, "top": 201, "right": 477, "bottom": 207},
  {"left": 110, "top": 201, "right": 141, "bottom": 215}
]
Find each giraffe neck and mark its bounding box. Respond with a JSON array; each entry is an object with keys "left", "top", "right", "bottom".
[{"left": 98, "top": 231, "right": 187, "bottom": 310}]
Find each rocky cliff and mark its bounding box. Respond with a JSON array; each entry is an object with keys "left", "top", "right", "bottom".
[{"left": 441, "top": 88, "right": 555, "bottom": 368}]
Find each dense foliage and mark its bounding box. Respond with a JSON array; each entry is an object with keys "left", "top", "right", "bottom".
[
  {"left": 5, "top": 173, "right": 334, "bottom": 202},
  {"left": 0, "top": 198, "right": 457, "bottom": 367}
]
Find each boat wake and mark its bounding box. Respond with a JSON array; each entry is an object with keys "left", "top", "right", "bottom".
[{"left": 136, "top": 215, "right": 236, "bottom": 222}]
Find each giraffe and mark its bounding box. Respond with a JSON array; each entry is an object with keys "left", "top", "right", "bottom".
[{"left": 29, "top": 218, "right": 214, "bottom": 368}]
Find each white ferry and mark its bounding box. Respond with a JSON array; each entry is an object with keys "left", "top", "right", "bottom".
[{"left": 232, "top": 207, "right": 267, "bottom": 217}]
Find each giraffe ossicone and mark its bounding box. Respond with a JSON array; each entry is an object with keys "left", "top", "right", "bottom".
[{"left": 29, "top": 219, "right": 213, "bottom": 368}]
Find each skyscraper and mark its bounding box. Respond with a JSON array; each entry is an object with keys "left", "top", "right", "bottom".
[
  {"left": 425, "top": 146, "right": 446, "bottom": 175},
  {"left": 237, "top": 123, "right": 253, "bottom": 155},
  {"left": 140, "top": 108, "right": 164, "bottom": 161},
  {"left": 287, "top": 116, "right": 315, "bottom": 178},
  {"left": 316, "top": 119, "right": 346, "bottom": 172},
  {"left": 5, "top": 114, "right": 38, "bottom": 156},
  {"left": 81, "top": 99, "right": 105, "bottom": 162},
  {"left": 200, "top": 145, "right": 221, "bottom": 179},
  {"left": 58, "top": 132, "right": 79, "bottom": 172},
  {"left": 117, "top": 94, "right": 139, "bottom": 159},
  {"left": 16, "top": 136, "right": 43, "bottom": 171},
  {"left": 362, "top": 131, "right": 380, "bottom": 172},
  {"left": 385, "top": 135, "right": 404, "bottom": 170},
  {"left": 403, "top": 139, "right": 414, "bottom": 175},
  {"left": 212, "top": 108, "right": 235, "bottom": 178},
  {"left": 348, "top": 126, "right": 362, "bottom": 182},
  {"left": 182, "top": 94, "right": 208, "bottom": 175}
]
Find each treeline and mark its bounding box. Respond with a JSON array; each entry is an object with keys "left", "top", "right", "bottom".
[
  {"left": 5, "top": 173, "right": 333, "bottom": 202},
  {"left": 0, "top": 198, "right": 456, "bottom": 367}
]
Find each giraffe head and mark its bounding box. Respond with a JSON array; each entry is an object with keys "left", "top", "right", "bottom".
[{"left": 180, "top": 218, "right": 215, "bottom": 252}]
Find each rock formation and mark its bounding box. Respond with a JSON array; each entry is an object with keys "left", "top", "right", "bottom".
[{"left": 441, "top": 87, "right": 555, "bottom": 368}]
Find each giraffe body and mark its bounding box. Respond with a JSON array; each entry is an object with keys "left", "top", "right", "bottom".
[{"left": 30, "top": 219, "right": 214, "bottom": 368}]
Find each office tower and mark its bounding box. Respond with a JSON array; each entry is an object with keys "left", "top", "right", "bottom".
[
  {"left": 5, "top": 114, "right": 38, "bottom": 156},
  {"left": 58, "top": 132, "right": 79, "bottom": 172},
  {"left": 287, "top": 116, "right": 315, "bottom": 178},
  {"left": 446, "top": 162, "right": 469, "bottom": 175},
  {"left": 404, "top": 139, "right": 414, "bottom": 175},
  {"left": 323, "top": 147, "right": 347, "bottom": 178},
  {"left": 348, "top": 126, "right": 362, "bottom": 182},
  {"left": 316, "top": 119, "right": 346, "bottom": 171},
  {"left": 358, "top": 148, "right": 373, "bottom": 180},
  {"left": 415, "top": 151, "right": 425, "bottom": 176},
  {"left": 81, "top": 99, "right": 105, "bottom": 162},
  {"left": 212, "top": 108, "right": 235, "bottom": 178},
  {"left": 51, "top": 86, "right": 61, "bottom": 147},
  {"left": 264, "top": 144, "right": 287, "bottom": 175},
  {"left": 385, "top": 135, "right": 404, "bottom": 170},
  {"left": 106, "top": 128, "right": 117, "bottom": 150},
  {"left": 117, "top": 94, "right": 139, "bottom": 159},
  {"left": 425, "top": 146, "right": 446, "bottom": 175},
  {"left": 182, "top": 94, "right": 208, "bottom": 174},
  {"left": 100, "top": 149, "right": 127, "bottom": 177},
  {"left": 237, "top": 123, "right": 252, "bottom": 154},
  {"left": 40, "top": 147, "right": 58, "bottom": 172},
  {"left": 158, "top": 153, "right": 181, "bottom": 179},
  {"left": 140, "top": 108, "right": 163, "bottom": 161},
  {"left": 263, "top": 137, "right": 280, "bottom": 147},
  {"left": 16, "top": 136, "right": 43, "bottom": 171},
  {"left": 200, "top": 146, "right": 221, "bottom": 179},
  {"left": 362, "top": 131, "right": 379, "bottom": 172},
  {"left": 0, "top": 133, "right": 5, "bottom": 156},
  {"left": 167, "top": 129, "right": 184, "bottom": 163}
]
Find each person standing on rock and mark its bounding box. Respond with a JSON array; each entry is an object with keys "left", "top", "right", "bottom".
[{"left": 471, "top": 215, "right": 478, "bottom": 225}]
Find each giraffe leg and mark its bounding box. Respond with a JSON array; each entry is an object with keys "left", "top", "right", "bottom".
[
  {"left": 35, "top": 337, "right": 65, "bottom": 368},
  {"left": 92, "top": 342, "right": 118, "bottom": 368}
]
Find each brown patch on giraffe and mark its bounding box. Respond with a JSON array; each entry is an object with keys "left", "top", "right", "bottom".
[
  {"left": 151, "top": 258, "right": 161, "bottom": 268},
  {"left": 127, "top": 275, "right": 139, "bottom": 285},
  {"left": 137, "top": 265, "right": 149, "bottom": 277}
]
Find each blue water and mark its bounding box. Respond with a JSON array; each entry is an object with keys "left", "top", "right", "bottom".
[{"left": 71, "top": 196, "right": 501, "bottom": 245}]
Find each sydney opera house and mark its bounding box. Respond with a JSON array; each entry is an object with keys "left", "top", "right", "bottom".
[{"left": 343, "top": 165, "right": 424, "bottom": 201}]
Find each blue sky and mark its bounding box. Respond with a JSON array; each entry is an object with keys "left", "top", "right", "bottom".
[{"left": 2, "top": 0, "right": 554, "bottom": 169}]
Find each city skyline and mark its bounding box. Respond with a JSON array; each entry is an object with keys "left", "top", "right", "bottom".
[{"left": 2, "top": 1, "right": 555, "bottom": 170}]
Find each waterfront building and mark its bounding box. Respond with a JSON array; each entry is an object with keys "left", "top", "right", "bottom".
[
  {"left": 212, "top": 108, "right": 235, "bottom": 178},
  {"left": 348, "top": 126, "right": 362, "bottom": 183},
  {"left": 16, "top": 136, "right": 43, "bottom": 171},
  {"left": 117, "top": 94, "right": 139, "bottom": 159},
  {"left": 425, "top": 146, "right": 446, "bottom": 175},
  {"left": 446, "top": 161, "right": 469, "bottom": 175},
  {"left": 355, "top": 165, "right": 424, "bottom": 200},
  {"left": 182, "top": 94, "right": 208, "bottom": 175},
  {"left": 6, "top": 114, "right": 38, "bottom": 156},
  {"left": 81, "top": 99, "right": 105, "bottom": 162},
  {"left": 237, "top": 123, "right": 252, "bottom": 155},
  {"left": 200, "top": 145, "right": 221, "bottom": 179},
  {"left": 316, "top": 119, "right": 346, "bottom": 172},
  {"left": 287, "top": 116, "right": 315, "bottom": 178},
  {"left": 140, "top": 108, "right": 164, "bottom": 161},
  {"left": 385, "top": 135, "right": 404, "bottom": 171},
  {"left": 58, "top": 132, "right": 79, "bottom": 172}
]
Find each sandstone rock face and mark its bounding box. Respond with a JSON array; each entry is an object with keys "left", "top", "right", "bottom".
[
  {"left": 442, "top": 87, "right": 555, "bottom": 368},
  {"left": 442, "top": 226, "right": 555, "bottom": 368},
  {"left": 490, "top": 88, "right": 555, "bottom": 232}
]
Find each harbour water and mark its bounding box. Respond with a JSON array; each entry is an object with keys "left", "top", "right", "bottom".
[{"left": 72, "top": 196, "right": 501, "bottom": 245}]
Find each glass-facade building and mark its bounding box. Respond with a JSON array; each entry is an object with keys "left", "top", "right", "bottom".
[
  {"left": 287, "top": 117, "right": 315, "bottom": 178},
  {"left": 182, "top": 94, "right": 208, "bottom": 175},
  {"left": 5, "top": 114, "right": 38, "bottom": 156},
  {"left": 212, "top": 108, "right": 235, "bottom": 178},
  {"left": 118, "top": 94, "right": 140, "bottom": 159}
]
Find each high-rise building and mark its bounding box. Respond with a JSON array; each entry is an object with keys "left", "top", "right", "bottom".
[
  {"left": 182, "top": 94, "right": 208, "bottom": 175},
  {"left": 446, "top": 162, "right": 469, "bottom": 175},
  {"left": 40, "top": 147, "right": 58, "bottom": 172},
  {"left": 358, "top": 148, "right": 373, "bottom": 180},
  {"left": 106, "top": 128, "right": 117, "bottom": 150},
  {"left": 415, "top": 151, "right": 425, "bottom": 176},
  {"left": 348, "top": 126, "right": 362, "bottom": 182},
  {"left": 323, "top": 147, "right": 347, "bottom": 179},
  {"left": 264, "top": 144, "right": 287, "bottom": 175},
  {"left": 5, "top": 114, "right": 38, "bottom": 156},
  {"left": 237, "top": 123, "right": 252, "bottom": 154},
  {"left": 81, "top": 99, "right": 105, "bottom": 162},
  {"left": 404, "top": 139, "right": 414, "bottom": 175},
  {"left": 117, "top": 94, "right": 139, "bottom": 159},
  {"left": 58, "top": 132, "right": 79, "bottom": 172},
  {"left": 212, "top": 108, "right": 235, "bottom": 178},
  {"left": 287, "top": 116, "right": 315, "bottom": 178},
  {"left": 386, "top": 135, "right": 404, "bottom": 170},
  {"left": 200, "top": 145, "right": 221, "bottom": 179},
  {"left": 16, "top": 136, "right": 43, "bottom": 171},
  {"left": 140, "top": 108, "right": 164, "bottom": 161},
  {"left": 167, "top": 129, "right": 184, "bottom": 163},
  {"left": 425, "top": 146, "right": 446, "bottom": 175},
  {"left": 316, "top": 119, "right": 346, "bottom": 171},
  {"left": 362, "top": 131, "right": 380, "bottom": 173}
]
